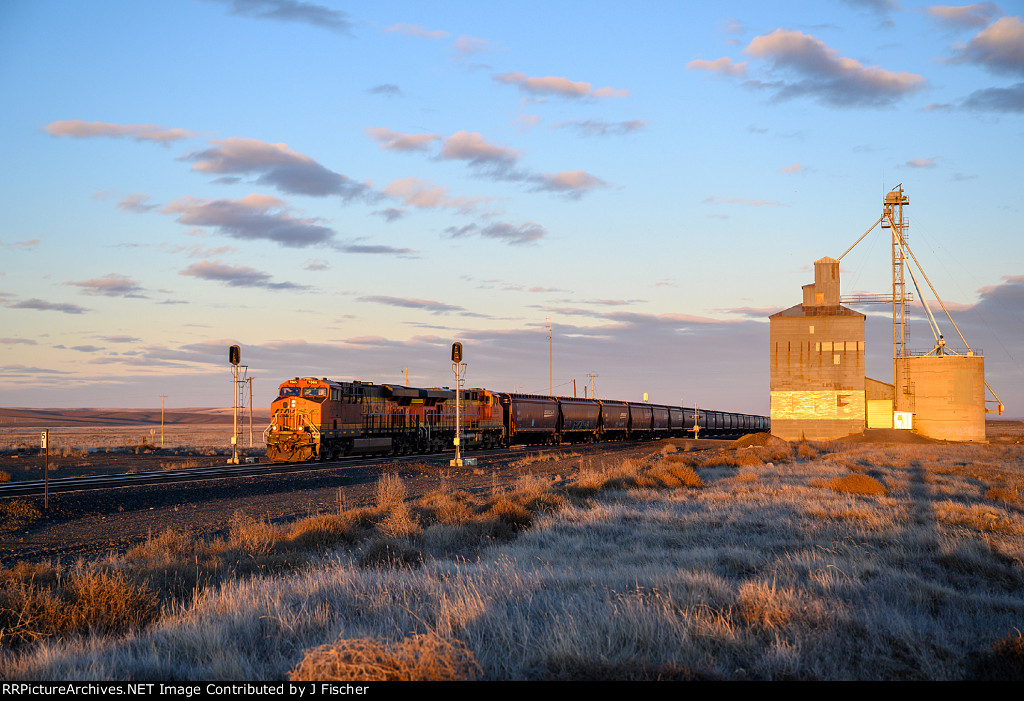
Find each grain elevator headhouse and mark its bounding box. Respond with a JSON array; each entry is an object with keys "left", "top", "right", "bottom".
[{"left": 769, "top": 257, "right": 867, "bottom": 441}]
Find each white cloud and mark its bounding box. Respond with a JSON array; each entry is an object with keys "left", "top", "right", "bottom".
[
  {"left": 494, "top": 72, "right": 629, "bottom": 99},
  {"left": 533, "top": 170, "right": 608, "bottom": 196},
  {"left": 365, "top": 128, "right": 442, "bottom": 152},
  {"left": 948, "top": 16, "right": 1024, "bottom": 76},
  {"left": 43, "top": 120, "right": 198, "bottom": 143},
  {"left": 66, "top": 274, "right": 148, "bottom": 298},
  {"left": 180, "top": 260, "right": 310, "bottom": 290},
  {"left": 927, "top": 3, "right": 1004, "bottom": 29},
  {"left": 686, "top": 57, "right": 749, "bottom": 76},
  {"left": 383, "top": 23, "right": 449, "bottom": 39},
  {"left": 203, "top": 0, "right": 352, "bottom": 33},
  {"left": 184, "top": 137, "right": 374, "bottom": 200},
  {"left": 554, "top": 119, "right": 648, "bottom": 137},
  {"left": 445, "top": 221, "right": 547, "bottom": 245},
  {"left": 742, "top": 29, "right": 926, "bottom": 107},
  {"left": 440, "top": 130, "right": 522, "bottom": 164},
  {"left": 383, "top": 177, "right": 494, "bottom": 213},
  {"left": 162, "top": 194, "right": 336, "bottom": 248}
]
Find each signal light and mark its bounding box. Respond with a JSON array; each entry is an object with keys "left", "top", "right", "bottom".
[
  {"left": 452, "top": 342, "right": 463, "bottom": 363},
  {"left": 229, "top": 345, "right": 241, "bottom": 366}
]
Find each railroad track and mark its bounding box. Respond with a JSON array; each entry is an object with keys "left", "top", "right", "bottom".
[{"left": 0, "top": 440, "right": 659, "bottom": 499}]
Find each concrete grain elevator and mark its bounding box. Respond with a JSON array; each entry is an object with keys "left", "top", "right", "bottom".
[{"left": 769, "top": 257, "right": 867, "bottom": 441}]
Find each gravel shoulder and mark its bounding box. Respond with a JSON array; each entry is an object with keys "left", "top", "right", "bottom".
[{"left": 0, "top": 440, "right": 697, "bottom": 566}]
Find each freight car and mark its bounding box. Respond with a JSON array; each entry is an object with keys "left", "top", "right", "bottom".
[
  {"left": 264, "top": 376, "right": 770, "bottom": 462},
  {"left": 499, "top": 394, "right": 770, "bottom": 445}
]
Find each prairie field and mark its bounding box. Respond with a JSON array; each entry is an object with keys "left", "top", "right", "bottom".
[
  {"left": 0, "top": 410, "right": 269, "bottom": 482},
  {"left": 0, "top": 425, "right": 245, "bottom": 454},
  {"left": 2, "top": 426, "right": 1024, "bottom": 681}
]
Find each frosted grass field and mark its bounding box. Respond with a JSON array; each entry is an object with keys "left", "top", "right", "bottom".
[{"left": 3, "top": 437, "right": 1023, "bottom": 681}]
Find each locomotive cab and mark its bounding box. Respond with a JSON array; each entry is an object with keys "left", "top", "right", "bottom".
[{"left": 265, "top": 377, "right": 359, "bottom": 461}]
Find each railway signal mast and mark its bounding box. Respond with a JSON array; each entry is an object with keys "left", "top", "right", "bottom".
[
  {"left": 228, "top": 344, "right": 248, "bottom": 465},
  {"left": 451, "top": 342, "right": 468, "bottom": 467}
]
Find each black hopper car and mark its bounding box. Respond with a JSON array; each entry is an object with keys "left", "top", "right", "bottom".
[{"left": 500, "top": 392, "right": 769, "bottom": 445}]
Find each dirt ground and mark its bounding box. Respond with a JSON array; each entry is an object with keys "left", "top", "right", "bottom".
[
  {"left": 0, "top": 436, "right": 709, "bottom": 567},
  {"left": 2, "top": 412, "right": 1021, "bottom": 568}
]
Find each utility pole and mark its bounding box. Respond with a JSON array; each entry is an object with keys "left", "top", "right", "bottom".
[
  {"left": 247, "top": 377, "right": 253, "bottom": 448},
  {"left": 587, "top": 373, "right": 598, "bottom": 399},
  {"left": 546, "top": 317, "right": 552, "bottom": 396}
]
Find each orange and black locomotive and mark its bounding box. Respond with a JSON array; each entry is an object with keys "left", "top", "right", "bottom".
[{"left": 264, "top": 377, "right": 503, "bottom": 462}]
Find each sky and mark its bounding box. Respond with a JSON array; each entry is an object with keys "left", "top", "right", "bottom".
[{"left": 0, "top": 0, "right": 1022, "bottom": 417}]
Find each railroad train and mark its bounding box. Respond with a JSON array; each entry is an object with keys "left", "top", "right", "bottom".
[{"left": 263, "top": 376, "right": 770, "bottom": 462}]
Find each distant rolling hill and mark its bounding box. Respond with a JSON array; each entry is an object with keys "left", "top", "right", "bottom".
[{"left": 0, "top": 407, "right": 271, "bottom": 427}]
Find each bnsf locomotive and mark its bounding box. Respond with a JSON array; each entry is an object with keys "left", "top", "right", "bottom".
[{"left": 264, "top": 376, "right": 770, "bottom": 462}]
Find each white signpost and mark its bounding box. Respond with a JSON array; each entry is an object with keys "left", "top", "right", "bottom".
[{"left": 41, "top": 429, "right": 49, "bottom": 509}]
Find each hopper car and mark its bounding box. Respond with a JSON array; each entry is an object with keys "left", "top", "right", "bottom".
[{"left": 264, "top": 376, "right": 769, "bottom": 462}]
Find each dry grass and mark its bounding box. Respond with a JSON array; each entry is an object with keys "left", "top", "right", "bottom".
[
  {"left": 375, "top": 474, "right": 420, "bottom": 539},
  {"left": 289, "top": 632, "right": 482, "bottom": 681},
  {"left": 736, "top": 579, "right": 802, "bottom": 631},
  {"left": 968, "top": 631, "right": 1024, "bottom": 681},
  {"left": 986, "top": 487, "right": 1020, "bottom": 504},
  {"left": 639, "top": 463, "right": 705, "bottom": 489},
  {"left": 828, "top": 473, "right": 888, "bottom": 496},
  {"left": 0, "top": 564, "right": 159, "bottom": 649},
  {"left": 417, "top": 488, "right": 476, "bottom": 525},
  {"left": 934, "top": 502, "right": 1024, "bottom": 535},
  {"left": 796, "top": 443, "right": 818, "bottom": 460},
  {"left": 3, "top": 438, "right": 1024, "bottom": 681}
]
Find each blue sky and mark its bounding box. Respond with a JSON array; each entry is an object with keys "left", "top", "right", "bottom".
[{"left": 1, "top": 0, "right": 1021, "bottom": 416}]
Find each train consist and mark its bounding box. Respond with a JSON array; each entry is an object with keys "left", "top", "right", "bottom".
[{"left": 264, "top": 376, "right": 769, "bottom": 462}]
